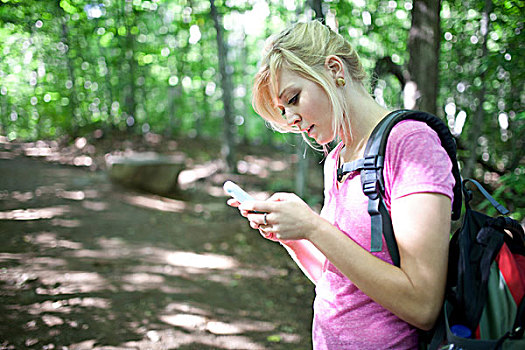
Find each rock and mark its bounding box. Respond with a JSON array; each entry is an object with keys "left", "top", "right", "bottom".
[{"left": 106, "top": 152, "right": 185, "bottom": 195}]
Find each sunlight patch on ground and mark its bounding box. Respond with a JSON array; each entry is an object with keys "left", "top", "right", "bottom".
[
  {"left": 50, "top": 218, "right": 82, "bottom": 228},
  {"left": 122, "top": 272, "right": 165, "bottom": 286},
  {"left": 123, "top": 328, "right": 268, "bottom": 350},
  {"left": 0, "top": 151, "right": 15, "bottom": 159},
  {"left": 82, "top": 200, "right": 108, "bottom": 211},
  {"left": 119, "top": 193, "right": 186, "bottom": 213},
  {"left": 0, "top": 252, "right": 29, "bottom": 263},
  {"left": 0, "top": 206, "right": 69, "bottom": 220},
  {"left": 0, "top": 258, "right": 110, "bottom": 295},
  {"left": 24, "top": 232, "right": 83, "bottom": 250},
  {"left": 72, "top": 155, "right": 93, "bottom": 167},
  {"left": 164, "top": 301, "right": 212, "bottom": 316},
  {"left": 56, "top": 189, "right": 86, "bottom": 201},
  {"left": 160, "top": 313, "right": 208, "bottom": 331},
  {"left": 178, "top": 160, "right": 222, "bottom": 189},
  {"left": 25, "top": 297, "right": 110, "bottom": 315},
  {"left": 35, "top": 271, "right": 110, "bottom": 295},
  {"left": 119, "top": 267, "right": 204, "bottom": 293},
  {"left": 11, "top": 191, "right": 34, "bottom": 202},
  {"left": 20, "top": 139, "right": 95, "bottom": 168},
  {"left": 156, "top": 316, "right": 273, "bottom": 349},
  {"left": 137, "top": 246, "right": 287, "bottom": 281},
  {"left": 1, "top": 187, "right": 100, "bottom": 207},
  {"left": 69, "top": 237, "right": 133, "bottom": 259},
  {"left": 23, "top": 145, "right": 58, "bottom": 158},
  {"left": 153, "top": 300, "right": 301, "bottom": 349},
  {"left": 165, "top": 251, "right": 238, "bottom": 270},
  {"left": 29, "top": 257, "right": 68, "bottom": 268},
  {"left": 237, "top": 155, "right": 289, "bottom": 178}
]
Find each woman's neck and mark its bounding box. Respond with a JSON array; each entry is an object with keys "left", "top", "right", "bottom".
[{"left": 339, "top": 88, "right": 390, "bottom": 163}]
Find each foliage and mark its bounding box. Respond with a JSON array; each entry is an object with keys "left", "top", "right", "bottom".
[
  {"left": 0, "top": 0, "right": 523, "bottom": 217},
  {"left": 439, "top": 0, "right": 524, "bottom": 219}
]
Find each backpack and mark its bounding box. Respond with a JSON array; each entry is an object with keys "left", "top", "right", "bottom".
[{"left": 337, "top": 109, "right": 525, "bottom": 349}]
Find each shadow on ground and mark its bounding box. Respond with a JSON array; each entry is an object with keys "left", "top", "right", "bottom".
[{"left": 0, "top": 138, "right": 321, "bottom": 349}]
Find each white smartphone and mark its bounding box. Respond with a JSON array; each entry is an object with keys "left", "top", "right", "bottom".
[{"left": 223, "top": 181, "right": 255, "bottom": 203}]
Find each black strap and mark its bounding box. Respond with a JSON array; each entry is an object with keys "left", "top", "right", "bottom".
[
  {"left": 361, "top": 110, "right": 462, "bottom": 220},
  {"left": 463, "top": 179, "right": 509, "bottom": 215},
  {"left": 337, "top": 158, "right": 366, "bottom": 181},
  {"left": 338, "top": 110, "right": 462, "bottom": 267}
]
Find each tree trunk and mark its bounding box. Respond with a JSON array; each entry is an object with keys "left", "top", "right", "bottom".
[
  {"left": 93, "top": 17, "right": 115, "bottom": 132},
  {"left": 407, "top": 0, "right": 441, "bottom": 114},
  {"left": 196, "top": 36, "right": 209, "bottom": 137},
  {"left": 309, "top": 0, "right": 323, "bottom": 19},
  {"left": 124, "top": 6, "right": 137, "bottom": 132},
  {"left": 210, "top": 0, "right": 236, "bottom": 172},
  {"left": 57, "top": 4, "right": 80, "bottom": 136},
  {"left": 294, "top": 0, "right": 325, "bottom": 198},
  {"left": 463, "top": 0, "right": 493, "bottom": 178}
]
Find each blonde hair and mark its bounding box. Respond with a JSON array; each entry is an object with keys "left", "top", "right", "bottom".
[{"left": 252, "top": 20, "right": 368, "bottom": 149}]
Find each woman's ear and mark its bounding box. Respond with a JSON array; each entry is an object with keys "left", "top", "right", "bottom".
[{"left": 324, "top": 55, "right": 345, "bottom": 79}]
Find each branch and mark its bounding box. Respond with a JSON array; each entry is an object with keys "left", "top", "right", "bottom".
[
  {"left": 371, "top": 56, "right": 409, "bottom": 93},
  {"left": 455, "top": 137, "right": 506, "bottom": 176}
]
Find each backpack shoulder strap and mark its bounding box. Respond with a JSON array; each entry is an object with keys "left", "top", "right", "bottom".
[{"left": 338, "top": 109, "right": 462, "bottom": 267}]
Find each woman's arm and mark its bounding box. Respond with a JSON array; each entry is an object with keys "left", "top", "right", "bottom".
[
  {"left": 228, "top": 197, "right": 325, "bottom": 284},
  {"left": 279, "top": 239, "right": 326, "bottom": 284},
  {"left": 309, "top": 192, "right": 450, "bottom": 330},
  {"left": 241, "top": 192, "right": 451, "bottom": 330}
]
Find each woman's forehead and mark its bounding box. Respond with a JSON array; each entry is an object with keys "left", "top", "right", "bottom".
[{"left": 272, "top": 69, "right": 301, "bottom": 96}]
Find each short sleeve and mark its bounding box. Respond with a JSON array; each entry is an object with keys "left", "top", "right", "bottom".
[{"left": 383, "top": 120, "right": 455, "bottom": 206}]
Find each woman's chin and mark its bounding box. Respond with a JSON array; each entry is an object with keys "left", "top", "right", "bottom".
[{"left": 314, "top": 135, "right": 333, "bottom": 146}]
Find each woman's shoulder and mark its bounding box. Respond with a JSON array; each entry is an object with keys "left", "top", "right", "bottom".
[
  {"left": 385, "top": 118, "right": 444, "bottom": 159},
  {"left": 389, "top": 119, "right": 439, "bottom": 140},
  {"left": 385, "top": 118, "right": 442, "bottom": 154}
]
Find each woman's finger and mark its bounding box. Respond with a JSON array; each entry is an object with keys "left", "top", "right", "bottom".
[
  {"left": 227, "top": 198, "right": 241, "bottom": 207},
  {"left": 246, "top": 211, "right": 269, "bottom": 226},
  {"left": 239, "top": 200, "right": 275, "bottom": 214},
  {"left": 268, "top": 192, "right": 296, "bottom": 202},
  {"left": 258, "top": 227, "right": 277, "bottom": 241}
]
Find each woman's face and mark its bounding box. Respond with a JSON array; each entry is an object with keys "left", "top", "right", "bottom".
[{"left": 274, "top": 68, "right": 335, "bottom": 145}]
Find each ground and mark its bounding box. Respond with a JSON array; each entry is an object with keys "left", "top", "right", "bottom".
[{"left": 0, "top": 134, "right": 324, "bottom": 350}]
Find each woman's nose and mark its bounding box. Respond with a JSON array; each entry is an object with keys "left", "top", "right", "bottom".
[{"left": 285, "top": 111, "right": 301, "bottom": 127}]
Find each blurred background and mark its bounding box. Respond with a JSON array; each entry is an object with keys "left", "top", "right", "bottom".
[
  {"left": 0, "top": 0, "right": 523, "bottom": 349},
  {"left": 0, "top": 0, "right": 523, "bottom": 211}
]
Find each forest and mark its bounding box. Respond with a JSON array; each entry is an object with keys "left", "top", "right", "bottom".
[
  {"left": 0, "top": 0, "right": 524, "bottom": 349},
  {"left": 0, "top": 0, "right": 523, "bottom": 217}
]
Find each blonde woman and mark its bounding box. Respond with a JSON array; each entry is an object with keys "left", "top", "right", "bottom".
[{"left": 228, "top": 21, "right": 454, "bottom": 349}]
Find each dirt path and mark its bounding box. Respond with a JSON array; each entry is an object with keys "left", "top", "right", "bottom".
[{"left": 0, "top": 146, "right": 315, "bottom": 349}]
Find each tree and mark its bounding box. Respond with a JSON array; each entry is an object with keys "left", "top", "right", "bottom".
[
  {"left": 294, "top": 0, "right": 325, "bottom": 198},
  {"left": 0, "top": 0, "right": 521, "bottom": 217},
  {"left": 210, "top": 0, "right": 236, "bottom": 172},
  {"left": 407, "top": 0, "right": 441, "bottom": 114},
  {"left": 56, "top": 2, "right": 81, "bottom": 136},
  {"left": 462, "top": 0, "right": 492, "bottom": 178}
]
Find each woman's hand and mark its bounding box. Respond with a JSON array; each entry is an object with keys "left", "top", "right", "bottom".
[
  {"left": 228, "top": 194, "right": 326, "bottom": 283},
  {"left": 227, "top": 197, "right": 278, "bottom": 241},
  {"left": 237, "top": 192, "right": 319, "bottom": 241}
]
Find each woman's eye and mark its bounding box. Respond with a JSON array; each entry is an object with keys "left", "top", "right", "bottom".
[{"left": 288, "top": 94, "right": 299, "bottom": 105}]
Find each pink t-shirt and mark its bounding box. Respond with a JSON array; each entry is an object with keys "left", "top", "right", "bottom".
[{"left": 313, "top": 120, "right": 455, "bottom": 349}]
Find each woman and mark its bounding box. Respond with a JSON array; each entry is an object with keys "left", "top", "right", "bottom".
[{"left": 228, "top": 21, "right": 454, "bottom": 349}]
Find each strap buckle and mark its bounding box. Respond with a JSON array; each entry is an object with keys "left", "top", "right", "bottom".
[{"left": 361, "top": 155, "right": 385, "bottom": 196}]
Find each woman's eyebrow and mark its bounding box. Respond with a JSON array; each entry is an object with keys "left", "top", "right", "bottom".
[{"left": 278, "top": 85, "right": 292, "bottom": 101}]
